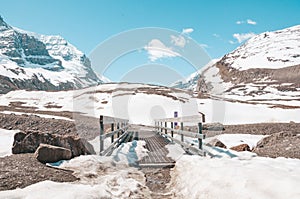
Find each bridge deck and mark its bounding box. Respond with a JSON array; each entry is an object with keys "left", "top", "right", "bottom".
[{"left": 131, "top": 127, "right": 175, "bottom": 167}]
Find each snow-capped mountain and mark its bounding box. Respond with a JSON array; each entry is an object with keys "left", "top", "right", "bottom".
[
  {"left": 176, "top": 25, "right": 300, "bottom": 109},
  {"left": 171, "top": 59, "right": 218, "bottom": 91},
  {"left": 223, "top": 25, "right": 300, "bottom": 70},
  {"left": 0, "top": 15, "right": 106, "bottom": 94}
]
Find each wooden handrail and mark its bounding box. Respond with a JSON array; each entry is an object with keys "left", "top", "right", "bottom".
[
  {"left": 154, "top": 115, "right": 206, "bottom": 156},
  {"left": 159, "top": 126, "right": 205, "bottom": 139},
  {"left": 99, "top": 115, "right": 129, "bottom": 156}
]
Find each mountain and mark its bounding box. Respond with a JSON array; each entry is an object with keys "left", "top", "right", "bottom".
[
  {"left": 171, "top": 59, "right": 218, "bottom": 92},
  {"left": 174, "top": 25, "right": 300, "bottom": 108},
  {"left": 0, "top": 15, "right": 107, "bottom": 94}
]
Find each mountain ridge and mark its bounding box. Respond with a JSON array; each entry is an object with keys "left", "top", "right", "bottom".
[{"left": 0, "top": 15, "right": 107, "bottom": 94}]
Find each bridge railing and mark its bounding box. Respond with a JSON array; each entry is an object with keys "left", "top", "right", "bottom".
[
  {"left": 99, "top": 115, "right": 129, "bottom": 156},
  {"left": 154, "top": 115, "right": 206, "bottom": 156}
]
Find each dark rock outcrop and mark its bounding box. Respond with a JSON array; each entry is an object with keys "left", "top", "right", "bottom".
[
  {"left": 12, "top": 131, "right": 96, "bottom": 157},
  {"left": 34, "top": 144, "right": 72, "bottom": 163}
]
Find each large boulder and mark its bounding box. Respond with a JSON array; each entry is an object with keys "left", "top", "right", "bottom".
[
  {"left": 253, "top": 131, "right": 300, "bottom": 158},
  {"left": 12, "top": 131, "right": 95, "bottom": 157},
  {"left": 207, "top": 138, "right": 226, "bottom": 149},
  {"left": 35, "top": 144, "right": 72, "bottom": 163},
  {"left": 230, "top": 143, "right": 251, "bottom": 152}
]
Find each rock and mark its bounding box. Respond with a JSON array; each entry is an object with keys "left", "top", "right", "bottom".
[
  {"left": 207, "top": 138, "right": 226, "bottom": 148},
  {"left": 253, "top": 131, "right": 300, "bottom": 159},
  {"left": 35, "top": 144, "right": 72, "bottom": 163},
  {"left": 203, "top": 123, "right": 225, "bottom": 131},
  {"left": 256, "top": 131, "right": 292, "bottom": 149},
  {"left": 230, "top": 143, "right": 251, "bottom": 152},
  {"left": 12, "top": 131, "right": 95, "bottom": 157}
]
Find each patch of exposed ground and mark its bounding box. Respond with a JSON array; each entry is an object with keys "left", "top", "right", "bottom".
[
  {"left": 189, "top": 123, "right": 300, "bottom": 159},
  {"left": 142, "top": 168, "right": 175, "bottom": 199},
  {"left": 0, "top": 154, "right": 78, "bottom": 191}
]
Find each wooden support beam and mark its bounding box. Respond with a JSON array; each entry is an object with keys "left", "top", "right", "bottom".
[
  {"left": 165, "top": 122, "right": 167, "bottom": 134},
  {"left": 198, "top": 122, "right": 203, "bottom": 150},
  {"left": 180, "top": 122, "right": 184, "bottom": 142},
  {"left": 171, "top": 122, "right": 174, "bottom": 137},
  {"left": 100, "top": 115, "right": 104, "bottom": 155},
  {"left": 111, "top": 123, "right": 114, "bottom": 143}
]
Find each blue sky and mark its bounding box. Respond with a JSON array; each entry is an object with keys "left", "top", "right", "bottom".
[{"left": 1, "top": 0, "right": 300, "bottom": 83}]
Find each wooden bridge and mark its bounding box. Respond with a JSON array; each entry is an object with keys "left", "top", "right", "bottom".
[{"left": 98, "top": 114, "right": 206, "bottom": 167}]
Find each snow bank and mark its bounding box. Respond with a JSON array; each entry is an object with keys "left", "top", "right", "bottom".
[
  {"left": 172, "top": 155, "right": 300, "bottom": 199},
  {"left": 205, "top": 134, "right": 267, "bottom": 150},
  {"left": 0, "top": 128, "right": 19, "bottom": 157}
]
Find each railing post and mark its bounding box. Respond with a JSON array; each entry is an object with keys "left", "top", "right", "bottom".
[
  {"left": 198, "top": 122, "right": 203, "bottom": 150},
  {"left": 160, "top": 122, "right": 163, "bottom": 133},
  {"left": 117, "top": 122, "right": 120, "bottom": 138},
  {"left": 180, "top": 122, "right": 184, "bottom": 142},
  {"left": 100, "top": 115, "right": 104, "bottom": 155},
  {"left": 165, "top": 121, "right": 167, "bottom": 134},
  {"left": 111, "top": 123, "right": 114, "bottom": 143},
  {"left": 171, "top": 122, "right": 174, "bottom": 137}
]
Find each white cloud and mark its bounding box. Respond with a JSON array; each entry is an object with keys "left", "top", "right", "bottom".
[
  {"left": 182, "top": 28, "right": 194, "bottom": 34},
  {"left": 170, "top": 35, "right": 186, "bottom": 47},
  {"left": 236, "top": 19, "right": 257, "bottom": 25},
  {"left": 213, "top": 33, "right": 220, "bottom": 38},
  {"left": 144, "top": 39, "right": 180, "bottom": 61},
  {"left": 228, "top": 40, "right": 236, "bottom": 44},
  {"left": 233, "top": 32, "right": 256, "bottom": 43},
  {"left": 247, "top": 19, "right": 257, "bottom": 25},
  {"left": 200, "top": 44, "right": 209, "bottom": 48}
]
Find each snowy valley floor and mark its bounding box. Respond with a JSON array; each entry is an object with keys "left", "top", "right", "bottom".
[{"left": 0, "top": 83, "right": 299, "bottom": 198}]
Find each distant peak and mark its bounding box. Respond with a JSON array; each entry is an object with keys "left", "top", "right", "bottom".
[{"left": 0, "top": 15, "right": 9, "bottom": 29}]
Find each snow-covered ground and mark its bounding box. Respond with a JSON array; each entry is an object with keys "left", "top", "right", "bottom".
[
  {"left": 172, "top": 155, "right": 300, "bottom": 199},
  {"left": 0, "top": 82, "right": 299, "bottom": 125},
  {"left": 0, "top": 128, "right": 19, "bottom": 157}
]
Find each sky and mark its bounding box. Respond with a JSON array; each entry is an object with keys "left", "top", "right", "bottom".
[{"left": 1, "top": 0, "right": 300, "bottom": 83}]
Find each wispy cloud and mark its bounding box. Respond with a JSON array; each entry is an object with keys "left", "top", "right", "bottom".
[
  {"left": 247, "top": 19, "right": 257, "bottom": 25},
  {"left": 212, "top": 33, "right": 220, "bottom": 38},
  {"left": 233, "top": 32, "right": 256, "bottom": 43},
  {"left": 144, "top": 39, "right": 180, "bottom": 61},
  {"left": 236, "top": 19, "right": 257, "bottom": 25},
  {"left": 170, "top": 35, "right": 186, "bottom": 47},
  {"left": 228, "top": 40, "right": 236, "bottom": 44},
  {"left": 181, "top": 28, "right": 194, "bottom": 34},
  {"left": 200, "top": 44, "right": 209, "bottom": 48}
]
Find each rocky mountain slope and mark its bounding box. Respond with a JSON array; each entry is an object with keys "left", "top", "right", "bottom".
[
  {"left": 0, "top": 15, "right": 106, "bottom": 94},
  {"left": 179, "top": 25, "right": 300, "bottom": 108}
]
